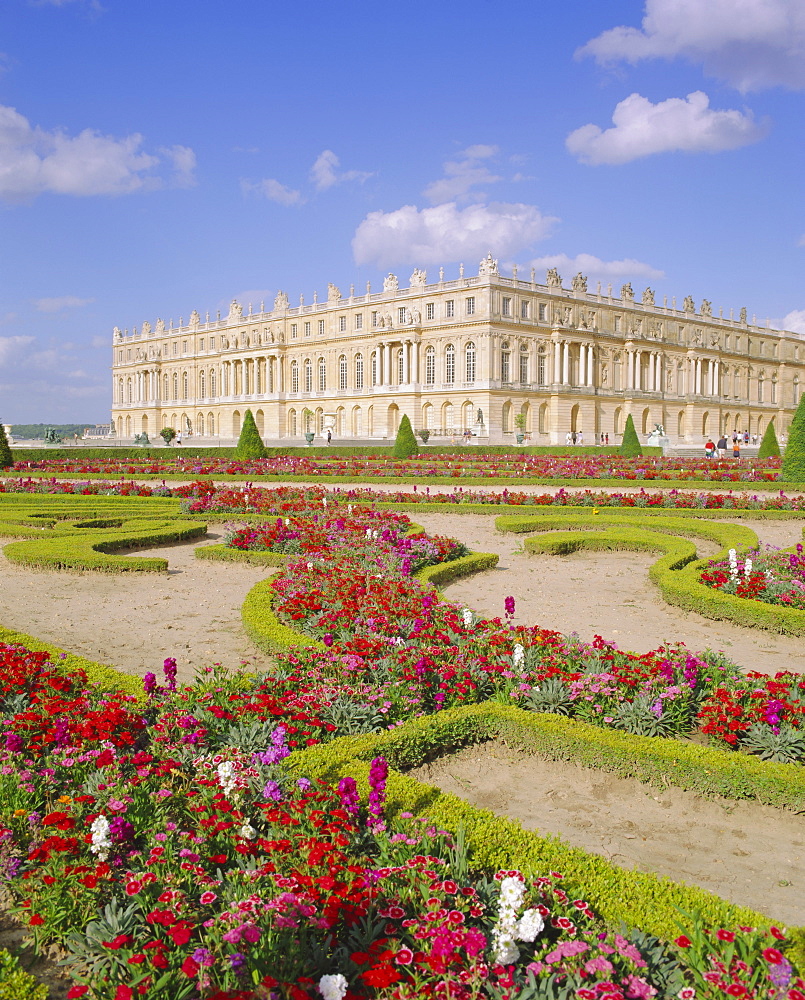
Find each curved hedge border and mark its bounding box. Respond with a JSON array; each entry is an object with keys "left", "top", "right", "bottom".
[
  {"left": 496, "top": 511, "right": 805, "bottom": 636},
  {"left": 195, "top": 544, "right": 288, "bottom": 567},
  {"left": 286, "top": 707, "right": 777, "bottom": 937},
  {"left": 2, "top": 518, "right": 207, "bottom": 573}
]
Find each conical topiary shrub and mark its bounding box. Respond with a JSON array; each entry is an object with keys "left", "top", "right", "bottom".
[
  {"left": 757, "top": 420, "right": 780, "bottom": 459},
  {"left": 782, "top": 392, "right": 805, "bottom": 482},
  {"left": 235, "top": 409, "right": 266, "bottom": 459},
  {"left": 393, "top": 413, "right": 418, "bottom": 458},
  {"left": 619, "top": 413, "right": 642, "bottom": 457},
  {"left": 0, "top": 422, "right": 12, "bottom": 469}
]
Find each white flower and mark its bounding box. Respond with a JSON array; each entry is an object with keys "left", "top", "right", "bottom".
[
  {"left": 499, "top": 876, "right": 526, "bottom": 908},
  {"left": 319, "top": 973, "right": 349, "bottom": 1000},
  {"left": 516, "top": 908, "right": 545, "bottom": 942},
  {"left": 492, "top": 934, "right": 520, "bottom": 964},
  {"left": 216, "top": 760, "right": 238, "bottom": 796},
  {"left": 462, "top": 608, "right": 474, "bottom": 628},
  {"left": 744, "top": 558, "right": 753, "bottom": 576},
  {"left": 90, "top": 815, "right": 111, "bottom": 860},
  {"left": 239, "top": 822, "right": 257, "bottom": 840},
  {"left": 513, "top": 643, "right": 524, "bottom": 667}
]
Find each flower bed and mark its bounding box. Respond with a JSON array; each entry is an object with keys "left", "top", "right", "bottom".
[{"left": 702, "top": 546, "right": 805, "bottom": 610}]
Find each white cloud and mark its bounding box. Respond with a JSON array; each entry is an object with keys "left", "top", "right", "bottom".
[
  {"left": 782, "top": 309, "right": 805, "bottom": 334},
  {"left": 241, "top": 177, "right": 303, "bottom": 205},
  {"left": 34, "top": 295, "right": 95, "bottom": 312},
  {"left": 310, "top": 149, "right": 373, "bottom": 191},
  {"left": 0, "top": 105, "right": 196, "bottom": 202},
  {"left": 352, "top": 201, "right": 558, "bottom": 269},
  {"left": 0, "top": 335, "right": 34, "bottom": 365},
  {"left": 423, "top": 145, "right": 502, "bottom": 204},
  {"left": 566, "top": 91, "right": 766, "bottom": 165},
  {"left": 577, "top": 0, "right": 805, "bottom": 92},
  {"left": 525, "top": 253, "right": 665, "bottom": 283}
]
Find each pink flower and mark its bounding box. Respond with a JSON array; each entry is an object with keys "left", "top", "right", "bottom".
[
  {"left": 395, "top": 948, "right": 414, "bottom": 965},
  {"left": 199, "top": 892, "right": 217, "bottom": 905}
]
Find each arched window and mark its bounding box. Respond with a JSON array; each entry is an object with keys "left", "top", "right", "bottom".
[
  {"left": 465, "top": 342, "right": 476, "bottom": 383},
  {"left": 318, "top": 357, "right": 326, "bottom": 392},
  {"left": 304, "top": 358, "right": 313, "bottom": 393},
  {"left": 444, "top": 401, "right": 454, "bottom": 429},
  {"left": 355, "top": 353, "right": 364, "bottom": 389},
  {"left": 118, "top": 379, "right": 124, "bottom": 404},
  {"left": 502, "top": 401, "right": 511, "bottom": 433},
  {"left": 197, "top": 413, "right": 205, "bottom": 436},
  {"left": 163, "top": 374, "right": 169, "bottom": 400},
  {"left": 537, "top": 344, "right": 547, "bottom": 386},
  {"left": 126, "top": 378, "right": 132, "bottom": 404},
  {"left": 371, "top": 351, "right": 378, "bottom": 386},
  {"left": 199, "top": 371, "right": 206, "bottom": 398},
  {"left": 397, "top": 348, "right": 404, "bottom": 384},
  {"left": 500, "top": 342, "right": 511, "bottom": 383},
  {"left": 445, "top": 344, "right": 455, "bottom": 384},
  {"left": 172, "top": 373, "right": 179, "bottom": 401},
  {"left": 339, "top": 355, "right": 348, "bottom": 390},
  {"left": 291, "top": 360, "right": 299, "bottom": 393},
  {"left": 210, "top": 369, "right": 216, "bottom": 397},
  {"left": 425, "top": 346, "right": 435, "bottom": 385},
  {"left": 519, "top": 344, "right": 529, "bottom": 384}
]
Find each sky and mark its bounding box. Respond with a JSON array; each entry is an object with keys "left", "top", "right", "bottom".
[{"left": 1, "top": 0, "right": 804, "bottom": 424}]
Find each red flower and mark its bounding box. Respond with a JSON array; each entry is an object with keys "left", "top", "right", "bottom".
[
  {"left": 762, "top": 947, "right": 785, "bottom": 964},
  {"left": 395, "top": 948, "right": 414, "bottom": 965},
  {"left": 67, "top": 988, "right": 89, "bottom": 999},
  {"left": 716, "top": 929, "right": 736, "bottom": 942},
  {"left": 674, "top": 936, "right": 692, "bottom": 948},
  {"left": 181, "top": 956, "right": 200, "bottom": 978},
  {"left": 29, "top": 914, "right": 44, "bottom": 926},
  {"left": 115, "top": 987, "right": 134, "bottom": 1000}
]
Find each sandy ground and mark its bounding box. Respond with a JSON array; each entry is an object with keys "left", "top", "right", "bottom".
[
  {"left": 410, "top": 511, "right": 805, "bottom": 676},
  {"left": 409, "top": 741, "right": 805, "bottom": 926},
  {"left": 0, "top": 530, "right": 278, "bottom": 683}
]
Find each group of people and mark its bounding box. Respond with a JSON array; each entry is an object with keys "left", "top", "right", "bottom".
[
  {"left": 564, "top": 430, "right": 607, "bottom": 446},
  {"left": 705, "top": 431, "right": 749, "bottom": 459}
]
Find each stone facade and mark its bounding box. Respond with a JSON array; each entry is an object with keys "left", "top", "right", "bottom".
[{"left": 111, "top": 255, "right": 805, "bottom": 445}]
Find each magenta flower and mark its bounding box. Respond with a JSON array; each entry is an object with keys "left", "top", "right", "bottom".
[{"left": 162, "top": 657, "right": 178, "bottom": 692}]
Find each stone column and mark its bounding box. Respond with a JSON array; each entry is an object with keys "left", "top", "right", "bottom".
[
  {"left": 562, "top": 341, "right": 570, "bottom": 385},
  {"left": 383, "top": 342, "right": 392, "bottom": 386},
  {"left": 402, "top": 341, "right": 410, "bottom": 385},
  {"left": 553, "top": 339, "right": 562, "bottom": 384},
  {"left": 713, "top": 359, "right": 720, "bottom": 396},
  {"left": 585, "top": 345, "right": 594, "bottom": 386},
  {"left": 412, "top": 340, "right": 420, "bottom": 383}
]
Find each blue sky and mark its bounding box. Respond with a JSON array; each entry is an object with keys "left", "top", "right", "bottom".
[{"left": 1, "top": 0, "right": 804, "bottom": 424}]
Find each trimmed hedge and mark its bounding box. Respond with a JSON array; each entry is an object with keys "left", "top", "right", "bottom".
[
  {"left": 241, "top": 578, "right": 324, "bottom": 654},
  {"left": 195, "top": 544, "right": 288, "bottom": 566},
  {"left": 286, "top": 707, "right": 776, "bottom": 938}
]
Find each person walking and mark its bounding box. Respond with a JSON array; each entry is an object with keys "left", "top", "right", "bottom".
[
  {"left": 716, "top": 434, "right": 727, "bottom": 458},
  {"left": 733, "top": 438, "right": 741, "bottom": 459},
  {"left": 176, "top": 430, "right": 182, "bottom": 446},
  {"left": 326, "top": 428, "right": 332, "bottom": 445}
]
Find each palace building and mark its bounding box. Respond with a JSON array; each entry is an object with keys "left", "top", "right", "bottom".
[{"left": 111, "top": 253, "right": 804, "bottom": 445}]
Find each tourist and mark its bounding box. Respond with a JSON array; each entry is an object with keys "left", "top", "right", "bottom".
[
  {"left": 716, "top": 434, "right": 728, "bottom": 458},
  {"left": 733, "top": 438, "right": 741, "bottom": 459},
  {"left": 605, "top": 433, "right": 609, "bottom": 445},
  {"left": 705, "top": 438, "right": 716, "bottom": 458},
  {"left": 326, "top": 428, "right": 332, "bottom": 445},
  {"left": 176, "top": 431, "right": 182, "bottom": 446},
  {"left": 571, "top": 430, "right": 577, "bottom": 445},
  {"left": 743, "top": 429, "right": 749, "bottom": 444},
  {"left": 577, "top": 430, "right": 584, "bottom": 446},
  {"left": 565, "top": 432, "right": 572, "bottom": 446}
]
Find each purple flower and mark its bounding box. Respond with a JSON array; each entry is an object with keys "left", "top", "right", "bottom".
[
  {"left": 504, "top": 595, "right": 516, "bottom": 617},
  {"left": 228, "top": 952, "right": 247, "bottom": 973},
  {"left": 262, "top": 780, "right": 283, "bottom": 802},
  {"left": 322, "top": 633, "right": 334, "bottom": 647},
  {"left": 163, "top": 657, "right": 178, "bottom": 692},
  {"left": 368, "top": 756, "right": 389, "bottom": 829},
  {"left": 338, "top": 776, "right": 360, "bottom": 818},
  {"left": 143, "top": 672, "right": 158, "bottom": 696},
  {"left": 53, "top": 719, "right": 70, "bottom": 748},
  {"left": 108, "top": 816, "right": 135, "bottom": 844},
  {"left": 4, "top": 732, "right": 24, "bottom": 753},
  {"left": 297, "top": 778, "right": 311, "bottom": 792},
  {"left": 192, "top": 947, "right": 215, "bottom": 968}
]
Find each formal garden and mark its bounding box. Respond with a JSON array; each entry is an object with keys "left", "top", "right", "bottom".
[{"left": 0, "top": 413, "right": 804, "bottom": 999}]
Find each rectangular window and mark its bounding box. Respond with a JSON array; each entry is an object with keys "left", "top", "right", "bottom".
[
  {"left": 172, "top": 342, "right": 178, "bottom": 356},
  {"left": 426, "top": 302, "right": 435, "bottom": 320},
  {"left": 445, "top": 351, "right": 455, "bottom": 383},
  {"left": 466, "top": 296, "right": 475, "bottom": 316},
  {"left": 519, "top": 352, "right": 528, "bottom": 384},
  {"left": 538, "top": 303, "right": 547, "bottom": 321},
  {"left": 304, "top": 321, "right": 311, "bottom": 337},
  {"left": 182, "top": 341, "right": 187, "bottom": 354},
  {"left": 127, "top": 349, "right": 132, "bottom": 361},
  {"left": 355, "top": 314, "right": 363, "bottom": 330},
  {"left": 521, "top": 300, "right": 529, "bottom": 319},
  {"left": 355, "top": 356, "right": 364, "bottom": 389},
  {"left": 291, "top": 324, "right": 298, "bottom": 339},
  {"left": 372, "top": 311, "right": 379, "bottom": 327},
  {"left": 398, "top": 307, "right": 407, "bottom": 325},
  {"left": 771, "top": 381, "right": 777, "bottom": 404},
  {"left": 199, "top": 338, "right": 205, "bottom": 351},
  {"left": 501, "top": 352, "right": 510, "bottom": 382},
  {"left": 339, "top": 316, "right": 346, "bottom": 332},
  {"left": 318, "top": 320, "right": 325, "bottom": 335},
  {"left": 614, "top": 316, "right": 622, "bottom": 332},
  {"left": 538, "top": 351, "right": 546, "bottom": 386},
  {"left": 425, "top": 351, "right": 435, "bottom": 385},
  {"left": 502, "top": 297, "right": 511, "bottom": 316},
  {"left": 118, "top": 351, "right": 123, "bottom": 363},
  {"left": 209, "top": 337, "right": 215, "bottom": 349},
  {"left": 446, "top": 300, "right": 454, "bottom": 318}
]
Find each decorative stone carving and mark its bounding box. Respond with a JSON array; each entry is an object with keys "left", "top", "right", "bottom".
[
  {"left": 710, "top": 332, "right": 720, "bottom": 348},
  {"left": 113, "top": 326, "right": 122, "bottom": 340},
  {"left": 478, "top": 252, "right": 498, "bottom": 276},
  {"left": 692, "top": 328, "right": 703, "bottom": 345},
  {"left": 188, "top": 311, "right": 200, "bottom": 329},
  {"left": 563, "top": 307, "right": 572, "bottom": 326},
  {"left": 228, "top": 299, "right": 243, "bottom": 323},
  {"left": 141, "top": 320, "right": 152, "bottom": 337},
  {"left": 327, "top": 283, "right": 341, "bottom": 304},
  {"left": 383, "top": 273, "right": 398, "bottom": 293},
  {"left": 701, "top": 299, "right": 712, "bottom": 317},
  {"left": 552, "top": 305, "right": 564, "bottom": 326},
  {"left": 683, "top": 295, "right": 695, "bottom": 313},
  {"left": 410, "top": 308, "right": 421, "bottom": 326},
  {"left": 409, "top": 268, "right": 427, "bottom": 286},
  {"left": 620, "top": 282, "right": 634, "bottom": 302},
  {"left": 571, "top": 272, "right": 587, "bottom": 292},
  {"left": 155, "top": 319, "right": 165, "bottom": 334},
  {"left": 740, "top": 306, "right": 747, "bottom": 323},
  {"left": 274, "top": 291, "right": 289, "bottom": 311},
  {"left": 546, "top": 267, "right": 562, "bottom": 288},
  {"left": 642, "top": 288, "right": 655, "bottom": 306},
  {"left": 600, "top": 364, "right": 608, "bottom": 384}
]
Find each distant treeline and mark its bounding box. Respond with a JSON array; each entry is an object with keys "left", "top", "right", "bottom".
[{"left": 7, "top": 423, "right": 95, "bottom": 439}]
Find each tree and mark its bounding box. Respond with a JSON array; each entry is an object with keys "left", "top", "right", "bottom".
[
  {"left": 619, "top": 413, "right": 642, "bottom": 457},
  {"left": 160, "top": 427, "right": 176, "bottom": 446},
  {"left": 782, "top": 393, "right": 805, "bottom": 482},
  {"left": 0, "top": 422, "right": 13, "bottom": 469},
  {"left": 757, "top": 420, "right": 780, "bottom": 459},
  {"left": 236, "top": 409, "right": 266, "bottom": 459},
  {"left": 393, "top": 413, "right": 418, "bottom": 458}
]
